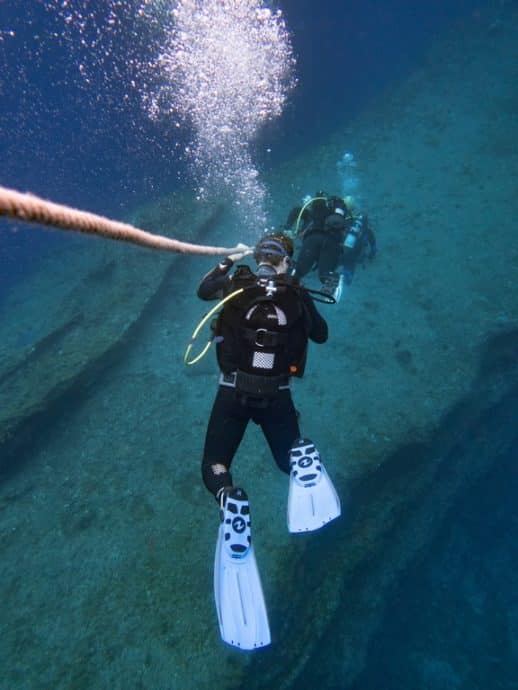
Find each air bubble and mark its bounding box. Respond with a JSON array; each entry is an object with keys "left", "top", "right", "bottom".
[{"left": 146, "top": 0, "right": 296, "bottom": 232}]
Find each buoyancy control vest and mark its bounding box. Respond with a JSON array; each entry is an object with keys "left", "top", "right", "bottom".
[{"left": 214, "top": 266, "right": 310, "bottom": 378}]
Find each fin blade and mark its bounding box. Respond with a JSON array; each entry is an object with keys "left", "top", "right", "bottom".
[
  {"left": 334, "top": 273, "right": 344, "bottom": 302},
  {"left": 214, "top": 489, "right": 270, "bottom": 650},
  {"left": 287, "top": 440, "right": 341, "bottom": 533},
  {"left": 215, "top": 527, "right": 271, "bottom": 649}
]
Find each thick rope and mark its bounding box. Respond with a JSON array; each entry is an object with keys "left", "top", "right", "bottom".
[{"left": 0, "top": 185, "right": 246, "bottom": 256}]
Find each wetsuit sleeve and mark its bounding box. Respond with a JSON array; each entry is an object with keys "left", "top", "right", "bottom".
[
  {"left": 301, "top": 291, "right": 328, "bottom": 343},
  {"left": 197, "top": 258, "right": 234, "bottom": 300}
]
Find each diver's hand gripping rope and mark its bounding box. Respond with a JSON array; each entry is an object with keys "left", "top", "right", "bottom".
[
  {"left": 0, "top": 185, "right": 248, "bottom": 256},
  {"left": 184, "top": 288, "right": 244, "bottom": 365}
]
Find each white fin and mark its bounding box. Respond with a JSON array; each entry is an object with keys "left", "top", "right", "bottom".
[
  {"left": 214, "top": 488, "right": 271, "bottom": 649},
  {"left": 287, "top": 439, "right": 341, "bottom": 533}
]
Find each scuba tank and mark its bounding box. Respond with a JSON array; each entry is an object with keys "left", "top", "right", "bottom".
[
  {"left": 344, "top": 214, "right": 364, "bottom": 250},
  {"left": 213, "top": 267, "right": 310, "bottom": 379}
]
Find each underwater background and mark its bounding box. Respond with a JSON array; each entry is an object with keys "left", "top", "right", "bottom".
[
  {"left": 1, "top": 1, "right": 517, "bottom": 689},
  {"left": 0, "top": 0, "right": 494, "bottom": 300}
]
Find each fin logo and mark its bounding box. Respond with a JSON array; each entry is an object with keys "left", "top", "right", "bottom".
[
  {"left": 298, "top": 455, "right": 315, "bottom": 469},
  {"left": 232, "top": 516, "right": 247, "bottom": 534},
  {"left": 291, "top": 450, "right": 323, "bottom": 488}
]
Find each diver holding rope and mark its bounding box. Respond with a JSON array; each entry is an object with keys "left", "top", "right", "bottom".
[{"left": 191, "top": 232, "right": 341, "bottom": 649}]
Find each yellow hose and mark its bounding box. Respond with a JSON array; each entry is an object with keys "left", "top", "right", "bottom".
[
  {"left": 294, "top": 196, "right": 327, "bottom": 237},
  {"left": 184, "top": 288, "right": 244, "bottom": 365}
]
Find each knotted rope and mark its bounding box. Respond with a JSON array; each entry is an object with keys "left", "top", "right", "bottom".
[{"left": 0, "top": 185, "right": 246, "bottom": 256}]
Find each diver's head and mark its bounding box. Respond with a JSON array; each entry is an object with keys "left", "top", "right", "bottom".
[
  {"left": 315, "top": 190, "right": 328, "bottom": 199},
  {"left": 254, "top": 232, "right": 294, "bottom": 275}
]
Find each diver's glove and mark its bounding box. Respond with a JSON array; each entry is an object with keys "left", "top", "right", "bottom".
[
  {"left": 227, "top": 243, "right": 253, "bottom": 263},
  {"left": 217, "top": 257, "right": 234, "bottom": 272}
]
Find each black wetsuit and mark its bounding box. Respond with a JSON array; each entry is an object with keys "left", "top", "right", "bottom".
[
  {"left": 286, "top": 197, "right": 376, "bottom": 284},
  {"left": 197, "top": 259, "right": 328, "bottom": 499}
]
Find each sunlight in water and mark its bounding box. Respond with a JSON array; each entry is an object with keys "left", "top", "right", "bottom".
[
  {"left": 4, "top": 0, "right": 295, "bottom": 231},
  {"left": 146, "top": 0, "right": 296, "bottom": 232}
]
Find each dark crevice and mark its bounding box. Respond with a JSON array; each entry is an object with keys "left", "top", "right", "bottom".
[
  {"left": 0, "top": 314, "right": 84, "bottom": 387},
  {"left": 239, "top": 328, "right": 518, "bottom": 690},
  {"left": 0, "top": 262, "right": 179, "bottom": 481},
  {"left": 0, "top": 204, "right": 225, "bottom": 478}
]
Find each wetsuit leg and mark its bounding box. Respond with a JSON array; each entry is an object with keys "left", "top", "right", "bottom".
[
  {"left": 202, "top": 387, "right": 251, "bottom": 498},
  {"left": 294, "top": 233, "right": 324, "bottom": 277},
  {"left": 253, "top": 391, "right": 300, "bottom": 474},
  {"left": 341, "top": 255, "right": 356, "bottom": 284},
  {"left": 318, "top": 233, "right": 343, "bottom": 281}
]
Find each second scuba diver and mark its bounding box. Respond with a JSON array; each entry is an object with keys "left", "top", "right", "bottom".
[{"left": 284, "top": 191, "right": 377, "bottom": 298}]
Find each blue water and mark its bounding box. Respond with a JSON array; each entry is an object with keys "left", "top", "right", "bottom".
[
  {"left": 260, "top": 0, "right": 484, "bottom": 157},
  {"left": 1, "top": 2, "right": 516, "bottom": 688},
  {"left": 1, "top": 0, "right": 484, "bottom": 299},
  {"left": 350, "top": 442, "right": 518, "bottom": 690}
]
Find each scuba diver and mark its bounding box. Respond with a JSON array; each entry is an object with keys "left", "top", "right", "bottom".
[
  {"left": 284, "top": 191, "right": 377, "bottom": 299},
  {"left": 196, "top": 232, "right": 341, "bottom": 649}
]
